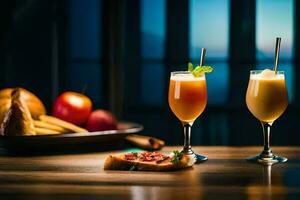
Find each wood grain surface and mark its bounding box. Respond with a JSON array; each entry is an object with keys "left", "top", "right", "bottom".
[{"left": 0, "top": 146, "right": 300, "bottom": 200}]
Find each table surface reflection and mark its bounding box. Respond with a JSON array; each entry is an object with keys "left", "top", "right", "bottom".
[{"left": 0, "top": 146, "right": 299, "bottom": 200}]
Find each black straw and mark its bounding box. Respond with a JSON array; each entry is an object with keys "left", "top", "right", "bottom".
[
  {"left": 200, "top": 48, "right": 206, "bottom": 67},
  {"left": 274, "top": 37, "right": 281, "bottom": 73}
]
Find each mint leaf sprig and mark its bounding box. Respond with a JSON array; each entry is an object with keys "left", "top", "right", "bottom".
[
  {"left": 171, "top": 150, "right": 183, "bottom": 164},
  {"left": 129, "top": 165, "right": 137, "bottom": 171},
  {"left": 188, "top": 62, "right": 214, "bottom": 77}
]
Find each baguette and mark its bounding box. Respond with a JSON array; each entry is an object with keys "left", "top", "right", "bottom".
[
  {"left": 34, "top": 127, "right": 61, "bottom": 135},
  {"left": 39, "top": 115, "right": 88, "bottom": 133},
  {"left": 104, "top": 151, "right": 194, "bottom": 171},
  {"left": 33, "top": 120, "right": 68, "bottom": 133},
  {"left": 125, "top": 134, "right": 165, "bottom": 150}
]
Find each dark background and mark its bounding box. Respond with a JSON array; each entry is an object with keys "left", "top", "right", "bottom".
[{"left": 0, "top": 0, "right": 299, "bottom": 146}]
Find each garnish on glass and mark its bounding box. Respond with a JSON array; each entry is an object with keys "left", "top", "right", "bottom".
[{"left": 188, "top": 48, "right": 214, "bottom": 77}]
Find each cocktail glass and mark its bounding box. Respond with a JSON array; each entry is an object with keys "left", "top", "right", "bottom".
[
  {"left": 246, "top": 70, "right": 288, "bottom": 163},
  {"left": 168, "top": 71, "right": 208, "bottom": 163}
]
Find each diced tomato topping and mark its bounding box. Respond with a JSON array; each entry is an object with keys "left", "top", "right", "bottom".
[
  {"left": 124, "top": 152, "right": 169, "bottom": 162},
  {"left": 138, "top": 152, "right": 169, "bottom": 162},
  {"left": 124, "top": 153, "right": 138, "bottom": 160}
]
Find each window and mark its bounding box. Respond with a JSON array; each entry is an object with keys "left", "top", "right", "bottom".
[
  {"left": 141, "top": 0, "right": 166, "bottom": 59},
  {"left": 256, "top": 0, "right": 294, "bottom": 102},
  {"left": 140, "top": 0, "right": 166, "bottom": 105},
  {"left": 189, "top": 0, "right": 230, "bottom": 105},
  {"left": 256, "top": 0, "right": 294, "bottom": 60},
  {"left": 188, "top": 0, "right": 230, "bottom": 145},
  {"left": 189, "top": 0, "right": 229, "bottom": 60},
  {"left": 68, "top": 0, "right": 102, "bottom": 104}
]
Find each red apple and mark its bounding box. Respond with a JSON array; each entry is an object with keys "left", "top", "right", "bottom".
[
  {"left": 53, "top": 92, "right": 92, "bottom": 125},
  {"left": 86, "top": 109, "right": 117, "bottom": 132}
]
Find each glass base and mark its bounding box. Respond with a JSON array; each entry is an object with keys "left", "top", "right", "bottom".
[
  {"left": 246, "top": 154, "right": 287, "bottom": 164},
  {"left": 195, "top": 153, "right": 208, "bottom": 163},
  {"left": 181, "top": 149, "right": 207, "bottom": 164}
]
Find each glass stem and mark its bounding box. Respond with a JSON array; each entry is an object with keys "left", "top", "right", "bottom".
[
  {"left": 261, "top": 122, "right": 274, "bottom": 158},
  {"left": 182, "top": 122, "right": 193, "bottom": 154}
]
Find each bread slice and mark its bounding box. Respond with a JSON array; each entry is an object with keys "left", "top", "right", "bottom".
[{"left": 104, "top": 151, "right": 194, "bottom": 171}]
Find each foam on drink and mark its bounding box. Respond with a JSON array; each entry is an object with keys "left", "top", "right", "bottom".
[
  {"left": 170, "top": 73, "right": 205, "bottom": 81},
  {"left": 251, "top": 69, "right": 284, "bottom": 80}
]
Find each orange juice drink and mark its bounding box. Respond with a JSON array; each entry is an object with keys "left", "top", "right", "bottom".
[
  {"left": 246, "top": 70, "right": 288, "bottom": 123},
  {"left": 168, "top": 72, "right": 207, "bottom": 123}
]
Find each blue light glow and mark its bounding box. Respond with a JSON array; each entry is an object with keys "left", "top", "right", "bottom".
[
  {"left": 206, "top": 62, "right": 229, "bottom": 105},
  {"left": 189, "top": 0, "right": 229, "bottom": 60},
  {"left": 141, "top": 0, "right": 166, "bottom": 59},
  {"left": 256, "top": 0, "right": 294, "bottom": 60}
]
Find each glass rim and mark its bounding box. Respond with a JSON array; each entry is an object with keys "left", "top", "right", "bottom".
[
  {"left": 171, "top": 71, "right": 191, "bottom": 74},
  {"left": 170, "top": 71, "right": 205, "bottom": 77},
  {"left": 250, "top": 70, "right": 285, "bottom": 74}
]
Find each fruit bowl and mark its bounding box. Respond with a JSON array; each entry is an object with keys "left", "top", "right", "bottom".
[{"left": 0, "top": 122, "right": 143, "bottom": 152}]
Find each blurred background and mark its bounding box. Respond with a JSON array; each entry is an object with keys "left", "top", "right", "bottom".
[{"left": 0, "top": 0, "right": 299, "bottom": 146}]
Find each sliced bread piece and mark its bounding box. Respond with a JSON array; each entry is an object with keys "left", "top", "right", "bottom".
[{"left": 104, "top": 151, "right": 194, "bottom": 171}]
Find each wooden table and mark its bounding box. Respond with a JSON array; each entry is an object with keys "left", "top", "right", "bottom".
[{"left": 0, "top": 146, "right": 300, "bottom": 199}]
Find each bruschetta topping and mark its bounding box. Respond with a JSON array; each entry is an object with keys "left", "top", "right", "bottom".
[
  {"left": 124, "top": 152, "right": 170, "bottom": 162},
  {"left": 124, "top": 152, "right": 138, "bottom": 160}
]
